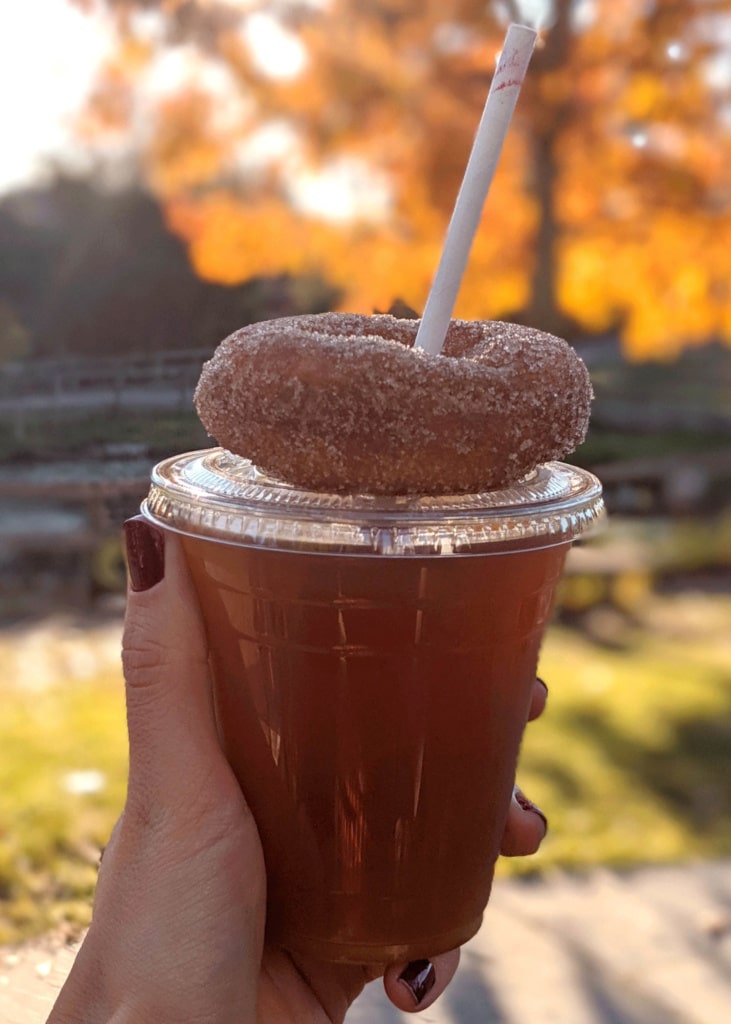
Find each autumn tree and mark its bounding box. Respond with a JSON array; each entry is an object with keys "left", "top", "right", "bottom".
[{"left": 74, "top": 0, "right": 731, "bottom": 359}]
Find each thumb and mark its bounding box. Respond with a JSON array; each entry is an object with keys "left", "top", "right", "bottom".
[{"left": 121, "top": 516, "right": 222, "bottom": 808}]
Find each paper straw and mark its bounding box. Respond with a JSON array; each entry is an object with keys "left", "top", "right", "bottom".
[{"left": 414, "top": 24, "right": 537, "bottom": 355}]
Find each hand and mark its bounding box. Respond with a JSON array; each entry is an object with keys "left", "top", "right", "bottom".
[{"left": 48, "top": 519, "right": 549, "bottom": 1024}]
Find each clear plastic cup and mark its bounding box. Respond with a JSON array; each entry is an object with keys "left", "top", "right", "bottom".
[{"left": 143, "top": 448, "right": 603, "bottom": 964}]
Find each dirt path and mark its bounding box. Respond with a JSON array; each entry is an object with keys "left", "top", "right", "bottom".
[
  {"left": 350, "top": 860, "right": 731, "bottom": 1024},
  {"left": 0, "top": 612, "right": 123, "bottom": 688},
  {"left": 4, "top": 861, "right": 730, "bottom": 1024}
]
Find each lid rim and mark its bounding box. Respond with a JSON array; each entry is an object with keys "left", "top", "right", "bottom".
[{"left": 142, "top": 448, "right": 604, "bottom": 555}]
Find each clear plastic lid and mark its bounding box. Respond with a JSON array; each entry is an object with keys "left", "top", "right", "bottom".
[{"left": 143, "top": 448, "right": 604, "bottom": 556}]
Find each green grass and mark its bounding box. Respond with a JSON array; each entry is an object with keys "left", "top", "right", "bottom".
[
  {"left": 507, "top": 599, "right": 731, "bottom": 876},
  {"left": 0, "top": 670, "right": 127, "bottom": 944},
  {"left": 1, "top": 594, "right": 730, "bottom": 943}
]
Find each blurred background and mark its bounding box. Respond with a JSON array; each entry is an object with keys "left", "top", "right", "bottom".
[{"left": 0, "top": 0, "right": 729, "bottom": 951}]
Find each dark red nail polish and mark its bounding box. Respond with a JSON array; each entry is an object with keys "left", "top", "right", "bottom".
[
  {"left": 515, "top": 788, "right": 548, "bottom": 833},
  {"left": 398, "top": 959, "right": 436, "bottom": 1006},
  {"left": 123, "top": 516, "right": 165, "bottom": 592}
]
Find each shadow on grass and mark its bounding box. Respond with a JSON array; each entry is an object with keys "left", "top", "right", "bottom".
[
  {"left": 564, "top": 673, "right": 731, "bottom": 835},
  {"left": 518, "top": 757, "right": 585, "bottom": 801}
]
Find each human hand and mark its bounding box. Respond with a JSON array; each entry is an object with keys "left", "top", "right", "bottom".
[{"left": 48, "top": 518, "right": 548, "bottom": 1024}]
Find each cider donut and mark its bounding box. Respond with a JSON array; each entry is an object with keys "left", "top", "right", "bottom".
[{"left": 194, "top": 312, "right": 592, "bottom": 495}]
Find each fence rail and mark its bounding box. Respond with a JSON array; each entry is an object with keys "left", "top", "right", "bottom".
[{"left": 0, "top": 350, "right": 210, "bottom": 406}]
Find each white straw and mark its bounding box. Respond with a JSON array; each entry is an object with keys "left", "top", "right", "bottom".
[{"left": 413, "top": 23, "right": 537, "bottom": 355}]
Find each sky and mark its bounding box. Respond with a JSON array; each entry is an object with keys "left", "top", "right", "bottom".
[
  {"left": 0, "top": 0, "right": 557, "bottom": 199},
  {"left": 0, "top": 1, "right": 113, "bottom": 195},
  {"left": 4, "top": 1, "right": 728, "bottom": 205},
  {"left": 0, "top": 0, "right": 324, "bottom": 199},
  {"left": 0, "top": 0, "right": 392, "bottom": 220}
]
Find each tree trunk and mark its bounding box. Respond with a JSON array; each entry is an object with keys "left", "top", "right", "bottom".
[{"left": 514, "top": 0, "right": 579, "bottom": 338}]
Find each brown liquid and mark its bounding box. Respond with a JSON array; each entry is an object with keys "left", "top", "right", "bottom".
[{"left": 182, "top": 537, "right": 568, "bottom": 963}]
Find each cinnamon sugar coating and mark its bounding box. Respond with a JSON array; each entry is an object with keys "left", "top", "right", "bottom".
[{"left": 194, "top": 313, "right": 592, "bottom": 495}]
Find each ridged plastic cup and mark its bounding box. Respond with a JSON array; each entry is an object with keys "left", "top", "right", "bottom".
[{"left": 143, "top": 449, "right": 603, "bottom": 964}]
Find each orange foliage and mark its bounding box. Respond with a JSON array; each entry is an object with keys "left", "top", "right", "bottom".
[
  {"left": 79, "top": 0, "right": 731, "bottom": 360},
  {"left": 145, "top": 91, "right": 233, "bottom": 194}
]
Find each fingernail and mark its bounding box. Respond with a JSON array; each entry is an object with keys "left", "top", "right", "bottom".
[
  {"left": 123, "top": 516, "right": 165, "bottom": 592},
  {"left": 514, "top": 788, "right": 548, "bottom": 834},
  {"left": 398, "top": 959, "right": 436, "bottom": 1006},
  {"left": 536, "top": 676, "right": 548, "bottom": 698}
]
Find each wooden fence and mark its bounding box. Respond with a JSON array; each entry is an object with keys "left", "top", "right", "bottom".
[{"left": 0, "top": 349, "right": 210, "bottom": 411}]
